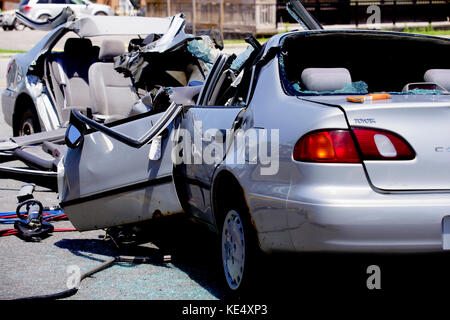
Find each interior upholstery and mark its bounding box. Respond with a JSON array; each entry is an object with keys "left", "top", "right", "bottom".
[
  {"left": 88, "top": 39, "right": 138, "bottom": 118},
  {"left": 301, "top": 68, "right": 352, "bottom": 92},
  {"left": 98, "top": 39, "right": 126, "bottom": 61},
  {"left": 424, "top": 69, "right": 450, "bottom": 91},
  {"left": 50, "top": 38, "right": 96, "bottom": 111}
]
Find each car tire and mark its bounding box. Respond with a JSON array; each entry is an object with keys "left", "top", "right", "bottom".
[
  {"left": 18, "top": 108, "right": 41, "bottom": 136},
  {"left": 219, "top": 196, "right": 261, "bottom": 296},
  {"left": 14, "top": 19, "right": 26, "bottom": 31}
]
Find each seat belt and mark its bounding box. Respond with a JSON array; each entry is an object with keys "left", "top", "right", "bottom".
[{"left": 55, "top": 61, "right": 68, "bottom": 109}]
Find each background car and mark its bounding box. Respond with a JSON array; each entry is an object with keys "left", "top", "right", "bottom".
[
  {"left": 0, "top": 10, "right": 26, "bottom": 30},
  {"left": 17, "top": 0, "right": 113, "bottom": 22}
]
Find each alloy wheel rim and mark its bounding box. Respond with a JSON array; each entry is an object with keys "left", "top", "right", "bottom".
[
  {"left": 21, "top": 121, "right": 34, "bottom": 136},
  {"left": 221, "top": 210, "right": 245, "bottom": 290}
]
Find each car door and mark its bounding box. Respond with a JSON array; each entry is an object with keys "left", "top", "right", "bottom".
[
  {"left": 173, "top": 54, "right": 250, "bottom": 225},
  {"left": 60, "top": 105, "right": 184, "bottom": 231}
]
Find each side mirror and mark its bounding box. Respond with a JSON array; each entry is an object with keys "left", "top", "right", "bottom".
[{"left": 65, "top": 124, "right": 84, "bottom": 149}]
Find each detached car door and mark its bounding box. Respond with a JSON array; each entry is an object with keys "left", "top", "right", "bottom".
[{"left": 59, "top": 107, "right": 183, "bottom": 231}]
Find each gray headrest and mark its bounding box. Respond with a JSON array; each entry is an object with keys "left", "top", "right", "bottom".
[
  {"left": 424, "top": 69, "right": 450, "bottom": 91},
  {"left": 98, "top": 39, "right": 125, "bottom": 61},
  {"left": 301, "top": 68, "right": 352, "bottom": 92}
]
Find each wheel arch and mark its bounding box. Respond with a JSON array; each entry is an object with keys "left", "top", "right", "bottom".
[
  {"left": 37, "top": 12, "right": 51, "bottom": 19},
  {"left": 13, "top": 92, "right": 38, "bottom": 136},
  {"left": 211, "top": 169, "right": 259, "bottom": 240}
]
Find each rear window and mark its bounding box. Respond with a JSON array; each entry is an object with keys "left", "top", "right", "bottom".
[
  {"left": 18, "top": 0, "right": 30, "bottom": 5},
  {"left": 51, "top": 0, "right": 68, "bottom": 3},
  {"left": 279, "top": 31, "right": 450, "bottom": 96}
]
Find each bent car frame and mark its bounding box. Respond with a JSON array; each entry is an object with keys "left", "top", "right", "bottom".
[
  {"left": 3, "top": 0, "right": 450, "bottom": 294},
  {"left": 2, "top": 8, "right": 218, "bottom": 136}
]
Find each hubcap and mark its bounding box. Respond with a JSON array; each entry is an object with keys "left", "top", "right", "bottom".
[
  {"left": 21, "top": 121, "right": 34, "bottom": 136},
  {"left": 222, "top": 210, "right": 245, "bottom": 290}
]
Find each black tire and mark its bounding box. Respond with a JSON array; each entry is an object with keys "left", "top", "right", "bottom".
[
  {"left": 218, "top": 193, "right": 261, "bottom": 297},
  {"left": 18, "top": 108, "right": 41, "bottom": 136},
  {"left": 14, "top": 19, "right": 26, "bottom": 31},
  {"left": 2, "top": 26, "right": 7, "bottom": 31}
]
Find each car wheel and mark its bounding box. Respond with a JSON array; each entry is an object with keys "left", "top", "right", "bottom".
[
  {"left": 94, "top": 11, "right": 107, "bottom": 16},
  {"left": 2, "top": 26, "right": 7, "bottom": 31},
  {"left": 14, "top": 20, "right": 26, "bottom": 31},
  {"left": 37, "top": 14, "right": 51, "bottom": 22},
  {"left": 219, "top": 200, "right": 260, "bottom": 295},
  {"left": 18, "top": 108, "right": 41, "bottom": 136}
]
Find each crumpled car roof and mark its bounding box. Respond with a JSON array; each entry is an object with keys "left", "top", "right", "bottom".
[
  {"left": 16, "top": 7, "right": 175, "bottom": 37},
  {"left": 71, "top": 15, "right": 173, "bottom": 37}
]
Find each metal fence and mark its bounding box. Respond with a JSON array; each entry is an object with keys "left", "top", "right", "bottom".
[
  {"left": 146, "top": 0, "right": 277, "bottom": 35},
  {"left": 277, "top": 0, "right": 450, "bottom": 26},
  {"left": 144, "top": 0, "right": 449, "bottom": 37}
]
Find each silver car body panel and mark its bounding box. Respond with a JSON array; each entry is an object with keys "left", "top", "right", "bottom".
[
  {"left": 60, "top": 112, "right": 182, "bottom": 231},
  {"left": 303, "top": 94, "right": 450, "bottom": 191}
]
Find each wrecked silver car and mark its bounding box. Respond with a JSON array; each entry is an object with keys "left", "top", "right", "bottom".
[
  {"left": 59, "top": 0, "right": 450, "bottom": 294},
  {"left": 0, "top": 8, "right": 221, "bottom": 189},
  {"left": 2, "top": 0, "right": 450, "bottom": 295},
  {"left": 2, "top": 8, "right": 220, "bottom": 136}
]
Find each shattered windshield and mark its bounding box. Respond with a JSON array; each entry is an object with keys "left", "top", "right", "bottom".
[{"left": 279, "top": 31, "right": 450, "bottom": 96}]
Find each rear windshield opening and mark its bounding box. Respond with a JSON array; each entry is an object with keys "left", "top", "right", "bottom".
[{"left": 279, "top": 31, "right": 450, "bottom": 96}]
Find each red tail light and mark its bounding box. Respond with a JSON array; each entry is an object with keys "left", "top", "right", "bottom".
[
  {"left": 23, "top": 5, "right": 32, "bottom": 11},
  {"left": 293, "top": 128, "right": 415, "bottom": 163},
  {"left": 352, "top": 127, "right": 415, "bottom": 160},
  {"left": 293, "top": 130, "right": 360, "bottom": 163}
]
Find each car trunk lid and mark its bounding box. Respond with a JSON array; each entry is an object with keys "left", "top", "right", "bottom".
[{"left": 301, "top": 94, "right": 450, "bottom": 191}]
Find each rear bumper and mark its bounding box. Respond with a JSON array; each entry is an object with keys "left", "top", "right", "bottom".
[{"left": 282, "top": 195, "right": 450, "bottom": 253}]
